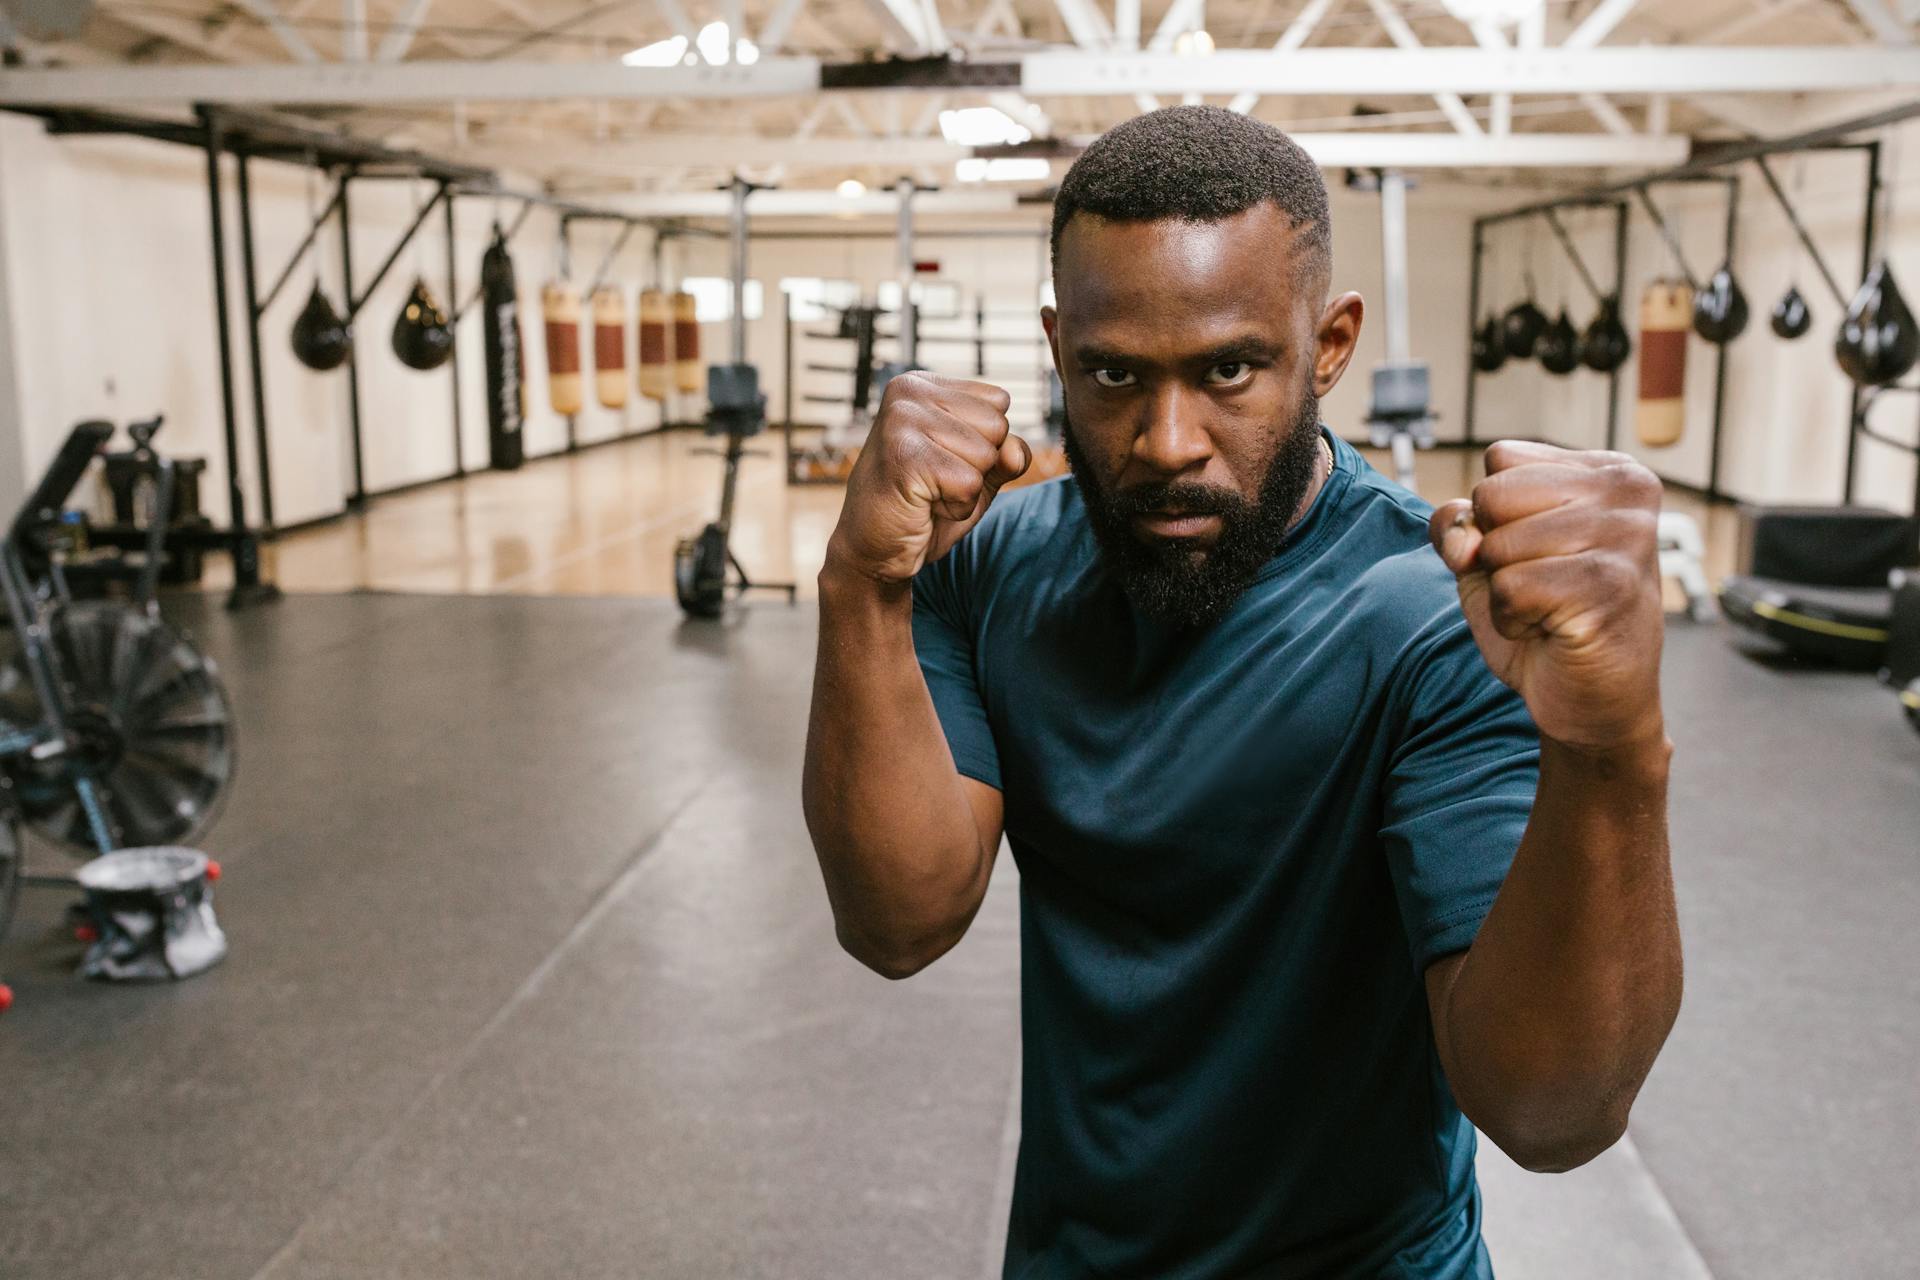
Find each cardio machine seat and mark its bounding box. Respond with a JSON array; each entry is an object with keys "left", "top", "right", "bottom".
[{"left": 1718, "top": 504, "right": 1920, "bottom": 668}]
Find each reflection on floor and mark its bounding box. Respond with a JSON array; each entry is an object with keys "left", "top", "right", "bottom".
[{"left": 243, "top": 429, "right": 1745, "bottom": 604}]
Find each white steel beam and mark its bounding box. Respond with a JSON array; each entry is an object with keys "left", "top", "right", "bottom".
[
  {"left": 235, "top": 0, "right": 321, "bottom": 62},
  {"left": 1146, "top": 0, "right": 1204, "bottom": 51},
  {"left": 1699, "top": 0, "right": 1813, "bottom": 44},
  {"left": 1052, "top": 0, "right": 1115, "bottom": 49},
  {"left": 342, "top": 0, "right": 367, "bottom": 60},
  {"left": 857, "top": 0, "right": 936, "bottom": 51},
  {"left": 8, "top": 48, "right": 1920, "bottom": 105},
  {"left": 652, "top": 0, "right": 700, "bottom": 44},
  {"left": 1580, "top": 91, "right": 1633, "bottom": 135},
  {"left": 1362, "top": 0, "right": 1481, "bottom": 136},
  {"left": 1229, "top": 0, "right": 1337, "bottom": 115},
  {"left": 377, "top": 0, "right": 434, "bottom": 60},
  {"left": 605, "top": 189, "right": 1023, "bottom": 216},
  {"left": 1116, "top": 0, "right": 1140, "bottom": 48},
  {"left": 757, "top": 0, "right": 809, "bottom": 52},
  {"left": 1840, "top": 0, "right": 1913, "bottom": 43},
  {"left": 1563, "top": 0, "right": 1638, "bottom": 49}
]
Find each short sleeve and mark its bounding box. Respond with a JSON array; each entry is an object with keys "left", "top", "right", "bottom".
[
  {"left": 911, "top": 553, "right": 1003, "bottom": 792},
  {"left": 1379, "top": 619, "right": 1541, "bottom": 973}
]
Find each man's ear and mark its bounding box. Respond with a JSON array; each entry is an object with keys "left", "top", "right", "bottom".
[
  {"left": 1041, "top": 305, "right": 1061, "bottom": 376},
  {"left": 1313, "top": 291, "right": 1365, "bottom": 397}
]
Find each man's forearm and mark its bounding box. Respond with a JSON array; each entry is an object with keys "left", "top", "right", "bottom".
[
  {"left": 1436, "top": 732, "right": 1683, "bottom": 1169},
  {"left": 803, "top": 562, "right": 988, "bottom": 970}
]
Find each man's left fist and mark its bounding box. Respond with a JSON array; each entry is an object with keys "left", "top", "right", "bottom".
[{"left": 1429, "top": 440, "right": 1666, "bottom": 755}]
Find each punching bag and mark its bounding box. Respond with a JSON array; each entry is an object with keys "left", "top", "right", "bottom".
[
  {"left": 544, "top": 281, "right": 583, "bottom": 415},
  {"left": 1835, "top": 260, "right": 1920, "bottom": 386},
  {"left": 1636, "top": 280, "right": 1692, "bottom": 448},
  {"left": 672, "top": 290, "right": 702, "bottom": 394},
  {"left": 1501, "top": 298, "right": 1547, "bottom": 360},
  {"left": 1471, "top": 314, "right": 1507, "bottom": 373},
  {"left": 637, "top": 289, "right": 671, "bottom": 401},
  {"left": 1537, "top": 310, "right": 1580, "bottom": 376},
  {"left": 1580, "top": 296, "right": 1632, "bottom": 373},
  {"left": 1692, "top": 263, "right": 1750, "bottom": 344},
  {"left": 391, "top": 278, "right": 454, "bottom": 371},
  {"left": 290, "top": 283, "right": 352, "bottom": 371},
  {"left": 1771, "top": 285, "right": 1812, "bottom": 340},
  {"left": 592, "top": 287, "right": 628, "bottom": 409},
  {"left": 480, "top": 225, "right": 525, "bottom": 471}
]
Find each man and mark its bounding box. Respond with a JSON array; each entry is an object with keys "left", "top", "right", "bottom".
[{"left": 803, "top": 107, "right": 1682, "bottom": 1279}]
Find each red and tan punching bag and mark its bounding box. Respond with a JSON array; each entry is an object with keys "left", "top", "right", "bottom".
[
  {"left": 544, "top": 281, "right": 583, "bottom": 416},
  {"left": 1636, "top": 279, "right": 1692, "bottom": 448},
  {"left": 592, "top": 286, "right": 628, "bottom": 409},
  {"left": 672, "top": 290, "right": 702, "bottom": 394},
  {"left": 637, "top": 288, "right": 671, "bottom": 402}
]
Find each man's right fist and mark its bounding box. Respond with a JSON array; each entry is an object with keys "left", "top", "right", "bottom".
[{"left": 824, "top": 370, "right": 1032, "bottom": 584}]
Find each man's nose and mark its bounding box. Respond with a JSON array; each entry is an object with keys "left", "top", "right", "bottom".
[{"left": 1132, "top": 385, "right": 1213, "bottom": 476}]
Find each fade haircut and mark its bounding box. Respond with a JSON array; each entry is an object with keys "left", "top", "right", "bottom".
[{"left": 1050, "top": 105, "right": 1332, "bottom": 292}]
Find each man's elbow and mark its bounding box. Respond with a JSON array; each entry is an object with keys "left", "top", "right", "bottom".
[
  {"left": 1486, "top": 1101, "right": 1632, "bottom": 1174},
  {"left": 835, "top": 920, "right": 952, "bottom": 981}
]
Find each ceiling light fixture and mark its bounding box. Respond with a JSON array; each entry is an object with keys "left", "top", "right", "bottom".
[
  {"left": 939, "top": 107, "right": 1031, "bottom": 148},
  {"left": 1437, "top": 0, "right": 1543, "bottom": 28},
  {"left": 837, "top": 179, "right": 866, "bottom": 198}
]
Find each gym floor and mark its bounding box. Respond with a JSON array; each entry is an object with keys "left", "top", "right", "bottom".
[{"left": 2, "top": 441, "right": 1908, "bottom": 1280}]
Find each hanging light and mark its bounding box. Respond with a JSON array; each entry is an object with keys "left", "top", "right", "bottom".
[
  {"left": 1173, "top": 27, "right": 1214, "bottom": 55},
  {"left": 836, "top": 179, "right": 866, "bottom": 199}
]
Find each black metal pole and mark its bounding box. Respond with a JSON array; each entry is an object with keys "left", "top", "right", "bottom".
[
  {"left": 1706, "top": 175, "right": 1739, "bottom": 501},
  {"left": 1752, "top": 155, "right": 1847, "bottom": 308},
  {"left": 235, "top": 152, "right": 277, "bottom": 531},
  {"left": 198, "top": 106, "right": 267, "bottom": 604},
  {"left": 443, "top": 182, "right": 465, "bottom": 478},
  {"left": 337, "top": 169, "right": 368, "bottom": 510},
  {"left": 563, "top": 217, "right": 577, "bottom": 453},
  {"left": 975, "top": 294, "right": 986, "bottom": 377},
  {"left": 1846, "top": 141, "right": 1880, "bottom": 505},
  {"left": 1464, "top": 217, "right": 1483, "bottom": 446},
  {"left": 259, "top": 183, "right": 346, "bottom": 316},
  {"left": 1606, "top": 200, "right": 1628, "bottom": 454}
]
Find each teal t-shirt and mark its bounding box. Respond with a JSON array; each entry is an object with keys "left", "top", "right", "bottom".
[{"left": 911, "top": 431, "right": 1540, "bottom": 1279}]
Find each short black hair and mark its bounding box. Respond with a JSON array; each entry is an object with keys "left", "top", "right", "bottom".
[{"left": 1050, "top": 105, "right": 1331, "bottom": 288}]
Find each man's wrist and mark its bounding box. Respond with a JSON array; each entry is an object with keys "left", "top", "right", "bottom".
[
  {"left": 1539, "top": 722, "right": 1673, "bottom": 782},
  {"left": 819, "top": 547, "right": 913, "bottom": 608}
]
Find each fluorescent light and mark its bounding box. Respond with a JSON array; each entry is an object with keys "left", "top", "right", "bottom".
[
  {"left": 622, "top": 35, "right": 687, "bottom": 66},
  {"left": 955, "top": 157, "right": 1051, "bottom": 183},
  {"left": 939, "top": 106, "right": 1031, "bottom": 148},
  {"left": 736, "top": 37, "right": 759, "bottom": 64},
  {"left": 1438, "top": 0, "right": 1543, "bottom": 26},
  {"left": 837, "top": 179, "right": 866, "bottom": 198},
  {"left": 696, "top": 20, "right": 730, "bottom": 63}
]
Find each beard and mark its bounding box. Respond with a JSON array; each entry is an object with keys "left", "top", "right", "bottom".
[{"left": 1061, "top": 389, "right": 1324, "bottom": 630}]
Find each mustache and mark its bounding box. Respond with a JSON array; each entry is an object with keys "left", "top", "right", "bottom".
[{"left": 1109, "top": 480, "right": 1247, "bottom": 519}]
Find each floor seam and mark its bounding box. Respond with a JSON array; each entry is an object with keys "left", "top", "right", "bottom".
[
  {"left": 1617, "top": 1129, "right": 1720, "bottom": 1279},
  {"left": 243, "top": 775, "right": 714, "bottom": 1280}
]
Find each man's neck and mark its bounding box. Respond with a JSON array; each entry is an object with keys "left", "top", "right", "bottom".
[{"left": 1286, "top": 430, "right": 1333, "bottom": 534}]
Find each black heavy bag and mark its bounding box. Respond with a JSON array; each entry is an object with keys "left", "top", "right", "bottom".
[
  {"left": 1502, "top": 298, "right": 1547, "bottom": 359},
  {"left": 1770, "top": 285, "right": 1811, "bottom": 340},
  {"left": 392, "top": 277, "right": 454, "bottom": 371},
  {"left": 1471, "top": 314, "right": 1507, "bottom": 373},
  {"left": 1692, "top": 263, "right": 1749, "bottom": 344},
  {"left": 1537, "top": 309, "right": 1579, "bottom": 375},
  {"left": 290, "top": 283, "right": 352, "bottom": 371},
  {"left": 1835, "top": 260, "right": 1920, "bottom": 386},
  {"left": 1579, "top": 296, "right": 1632, "bottom": 373},
  {"left": 480, "top": 227, "right": 526, "bottom": 470}
]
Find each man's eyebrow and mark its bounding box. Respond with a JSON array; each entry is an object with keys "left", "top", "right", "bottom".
[{"left": 1070, "top": 336, "right": 1283, "bottom": 368}]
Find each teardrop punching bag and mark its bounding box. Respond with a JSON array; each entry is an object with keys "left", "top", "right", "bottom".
[
  {"left": 391, "top": 278, "right": 454, "bottom": 371},
  {"left": 1471, "top": 314, "right": 1507, "bottom": 373},
  {"left": 480, "top": 226, "right": 525, "bottom": 471},
  {"left": 672, "top": 290, "right": 702, "bottom": 394},
  {"left": 1771, "top": 285, "right": 1812, "bottom": 340},
  {"left": 637, "top": 289, "right": 671, "bottom": 401},
  {"left": 291, "top": 283, "right": 352, "bottom": 371},
  {"left": 544, "top": 281, "right": 584, "bottom": 415},
  {"left": 1537, "top": 310, "right": 1580, "bottom": 376},
  {"left": 1502, "top": 299, "right": 1547, "bottom": 359},
  {"left": 1692, "top": 262, "right": 1750, "bottom": 344},
  {"left": 592, "top": 287, "right": 629, "bottom": 409},
  {"left": 1637, "top": 280, "right": 1693, "bottom": 447},
  {"left": 1579, "top": 296, "right": 1632, "bottom": 373},
  {"left": 1835, "top": 260, "right": 1920, "bottom": 386}
]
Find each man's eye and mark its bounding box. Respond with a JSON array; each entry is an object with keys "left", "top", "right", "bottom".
[
  {"left": 1092, "top": 369, "right": 1135, "bottom": 389},
  {"left": 1206, "top": 362, "right": 1250, "bottom": 385}
]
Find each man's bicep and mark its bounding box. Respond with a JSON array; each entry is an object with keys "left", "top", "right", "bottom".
[{"left": 1424, "top": 949, "right": 1469, "bottom": 1067}]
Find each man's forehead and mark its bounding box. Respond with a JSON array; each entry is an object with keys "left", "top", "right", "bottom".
[{"left": 1056, "top": 207, "right": 1320, "bottom": 307}]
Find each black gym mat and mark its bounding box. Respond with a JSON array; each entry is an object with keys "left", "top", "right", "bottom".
[{"left": 0, "top": 596, "right": 1914, "bottom": 1278}]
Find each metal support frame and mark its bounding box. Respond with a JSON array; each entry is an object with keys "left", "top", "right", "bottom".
[
  {"left": 234, "top": 152, "right": 277, "bottom": 531},
  {"left": 196, "top": 105, "right": 273, "bottom": 608},
  {"left": 336, "top": 170, "right": 368, "bottom": 508},
  {"left": 1752, "top": 156, "right": 1847, "bottom": 308},
  {"left": 453, "top": 196, "right": 537, "bottom": 322},
  {"left": 1471, "top": 129, "right": 1883, "bottom": 509},
  {"left": 1541, "top": 207, "right": 1604, "bottom": 304},
  {"left": 895, "top": 176, "right": 917, "bottom": 368},
  {"left": 444, "top": 191, "right": 465, "bottom": 478}
]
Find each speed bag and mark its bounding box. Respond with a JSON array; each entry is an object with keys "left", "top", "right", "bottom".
[
  {"left": 1636, "top": 280, "right": 1692, "bottom": 448},
  {"left": 592, "top": 286, "right": 629, "bottom": 409},
  {"left": 672, "top": 290, "right": 702, "bottom": 394},
  {"left": 480, "top": 228, "right": 525, "bottom": 471},
  {"left": 637, "top": 289, "right": 671, "bottom": 401},
  {"left": 544, "top": 281, "right": 584, "bottom": 416}
]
